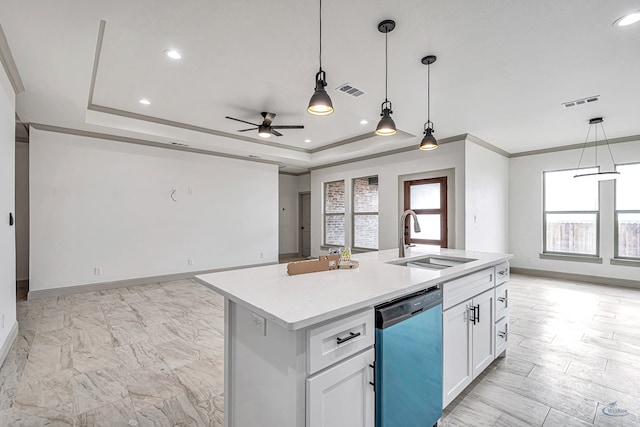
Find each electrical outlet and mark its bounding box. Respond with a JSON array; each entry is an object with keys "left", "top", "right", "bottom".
[
  {"left": 188, "top": 258, "right": 194, "bottom": 266},
  {"left": 1, "top": 314, "right": 4, "bottom": 329},
  {"left": 260, "top": 252, "right": 264, "bottom": 259},
  {"left": 251, "top": 312, "right": 266, "bottom": 336},
  {"left": 526, "top": 256, "right": 531, "bottom": 264},
  {"left": 94, "top": 267, "right": 103, "bottom": 275}
]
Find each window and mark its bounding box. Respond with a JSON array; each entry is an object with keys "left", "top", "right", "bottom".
[
  {"left": 615, "top": 163, "right": 640, "bottom": 259},
  {"left": 352, "top": 176, "right": 379, "bottom": 250},
  {"left": 543, "top": 168, "right": 599, "bottom": 256},
  {"left": 324, "top": 180, "right": 345, "bottom": 246},
  {"left": 403, "top": 177, "right": 448, "bottom": 247}
]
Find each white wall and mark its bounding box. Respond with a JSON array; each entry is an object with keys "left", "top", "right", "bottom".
[
  {"left": 509, "top": 139, "right": 640, "bottom": 281},
  {"left": 0, "top": 61, "right": 17, "bottom": 357},
  {"left": 465, "top": 142, "right": 509, "bottom": 252},
  {"left": 310, "top": 140, "right": 466, "bottom": 256},
  {"left": 15, "top": 141, "right": 28, "bottom": 280},
  {"left": 29, "top": 129, "right": 279, "bottom": 291},
  {"left": 278, "top": 174, "right": 299, "bottom": 254}
]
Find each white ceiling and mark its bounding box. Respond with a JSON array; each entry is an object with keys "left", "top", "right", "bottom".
[{"left": 2, "top": 0, "right": 640, "bottom": 171}]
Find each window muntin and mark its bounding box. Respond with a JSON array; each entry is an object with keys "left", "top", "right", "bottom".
[
  {"left": 543, "top": 168, "right": 599, "bottom": 256},
  {"left": 615, "top": 163, "right": 640, "bottom": 259},
  {"left": 324, "top": 180, "right": 345, "bottom": 246},
  {"left": 352, "top": 177, "right": 379, "bottom": 250}
]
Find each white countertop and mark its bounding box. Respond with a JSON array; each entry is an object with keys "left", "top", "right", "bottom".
[{"left": 195, "top": 247, "right": 512, "bottom": 331}]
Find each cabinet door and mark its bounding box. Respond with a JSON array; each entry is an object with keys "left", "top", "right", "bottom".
[
  {"left": 471, "top": 289, "right": 495, "bottom": 377},
  {"left": 307, "top": 348, "right": 374, "bottom": 427},
  {"left": 443, "top": 302, "right": 472, "bottom": 408}
]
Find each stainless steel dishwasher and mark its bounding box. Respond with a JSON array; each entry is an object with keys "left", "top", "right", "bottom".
[{"left": 374, "top": 286, "right": 443, "bottom": 427}]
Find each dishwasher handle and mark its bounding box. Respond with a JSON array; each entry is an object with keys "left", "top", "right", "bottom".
[{"left": 336, "top": 331, "right": 361, "bottom": 345}]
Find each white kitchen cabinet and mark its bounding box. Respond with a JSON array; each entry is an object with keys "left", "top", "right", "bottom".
[
  {"left": 442, "top": 300, "right": 473, "bottom": 405},
  {"left": 443, "top": 288, "right": 494, "bottom": 407},
  {"left": 307, "top": 348, "right": 375, "bottom": 427},
  {"left": 471, "top": 289, "right": 494, "bottom": 377}
]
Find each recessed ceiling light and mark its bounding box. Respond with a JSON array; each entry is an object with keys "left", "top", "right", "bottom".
[
  {"left": 138, "top": 98, "right": 151, "bottom": 105},
  {"left": 164, "top": 49, "right": 182, "bottom": 59},
  {"left": 360, "top": 119, "right": 368, "bottom": 125},
  {"left": 614, "top": 11, "right": 640, "bottom": 27},
  {"left": 304, "top": 139, "right": 311, "bottom": 143}
]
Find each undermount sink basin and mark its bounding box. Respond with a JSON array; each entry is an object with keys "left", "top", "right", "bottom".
[{"left": 388, "top": 254, "right": 477, "bottom": 270}]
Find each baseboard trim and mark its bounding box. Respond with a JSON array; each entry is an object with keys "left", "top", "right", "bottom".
[
  {"left": 0, "top": 321, "right": 19, "bottom": 369},
  {"left": 511, "top": 267, "right": 640, "bottom": 290},
  {"left": 27, "top": 262, "right": 278, "bottom": 300},
  {"left": 278, "top": 252, "right": 301, "bottom": 258}
]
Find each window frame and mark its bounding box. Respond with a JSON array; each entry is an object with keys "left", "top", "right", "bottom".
[
  {"left": 542, "top": 167, "right": 600, "bottom": 258},
  {"left": 351, "top": 176, "right": 379, "bottom": 251},
  {"left": 323, "top": 180, "right": 346, "bottom": 247},
  {"left": 403, "top": 177, "right": 448, "bottom": 247},
  {"left": 614, "top": 162, "right": 640, "bottom": 261}
]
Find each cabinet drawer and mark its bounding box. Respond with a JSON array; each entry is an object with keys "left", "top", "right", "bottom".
[
  {"left": 495, "top": 283, "right": 508, "bottom": 320},
  {"left": 495, "top": 315, "right": 509, "bottom": 356},
  {"left": 307, "top": 309, "right": 374, "bottom": 375},
  {"left": 495, "top": 261, "right": 510, "bottom": 285},
  {"left": 443, "top": 268, "right": 494, "bottom": 310}
]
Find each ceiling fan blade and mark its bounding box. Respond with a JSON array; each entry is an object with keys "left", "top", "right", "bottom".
[
  {"left": 271, "top": 125, "right": 304, "bottom": 129},
  {"left": 225, "top": 116, "right": 259, "bottom": 127},
  {"left": 261, "top": 112, "right": 276, "bottom": 126},
  {"left": 271, "top": 129, "right": 283, "bottom": 137},
  {"left": 237, "top": 128, "right": 257, "bottom": 132}
]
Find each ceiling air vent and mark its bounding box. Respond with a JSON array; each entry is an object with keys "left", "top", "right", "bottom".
[
  {"left": 336, "top": 83, "right": 366, "bottom": 98},
  {"left": 562, "top": 95, "right": 599, "bottom": 108},
  {"left": 170, "top": 141, "right": 189, "bottom": 147}
]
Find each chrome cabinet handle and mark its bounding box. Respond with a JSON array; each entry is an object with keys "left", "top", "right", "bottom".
[
  {"left": 369, "top": 362, "right": 375, "bottom": 391},
  {"left": 498, "top": 269, "right": 508, "bottom": 276},
  {"left": 336, "top": 331, "right": 361, "bottom": 345},
  {"left": 497, "top": 297, "right": 507, "bottom": 303}
]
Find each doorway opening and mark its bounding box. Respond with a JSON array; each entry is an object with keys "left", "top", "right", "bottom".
[
  {"left": 299, "top": 192, "right": 311, "bottom": 257},
  {"left": 15, "top": 123, "right": 29, "bottom": 301}
]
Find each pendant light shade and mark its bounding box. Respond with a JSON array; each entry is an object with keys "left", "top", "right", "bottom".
[
  {"left": 419, "top": 125, "right": 437, "bottom": 150},
  {"left": 308, "top": 0, "right": 334, "bottom": 115},
  {"left": 574, "top": 117, "right": 620, "bottom": 180},
  {"left": 375, "top": 20, "right": 396, "bottom": 136},
  {"left": 307, "top": 70, "right": 333, "bottom": 115},
  {"left": 419, "top": 55, "right": 438, "bottom": 150},
  {"left": 375, "top": 102, "right": 396, "bottom": 136}
]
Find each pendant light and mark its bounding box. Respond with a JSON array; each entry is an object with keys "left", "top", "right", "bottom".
[
  {"left": 375, "top": 20, "right": 397, "bottom": 136},
  {"left": 419, "top": 55, "right": 438, "bottom": 150},
  {"left": 307, "top": 0, "right": 334, "bottom": 115},
  {"left": 574, "top": 117, "right": 620, "bottom": 180}
]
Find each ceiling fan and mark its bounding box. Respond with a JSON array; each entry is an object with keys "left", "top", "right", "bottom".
[{"left": 225, "top": 112, "right": 304, "bottom": 138}]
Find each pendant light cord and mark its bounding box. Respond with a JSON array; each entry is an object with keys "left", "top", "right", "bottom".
[
  {"left": 576, "top": 125, "right": 592, "bottom": 170},
  {"left": 600, "top": 124, "right": 617, "bottom": 166},
  {"left": 384, "top": 31, "right": 388, "bottom": 102},
  {"left": 319, "top": 0, "right": 322, "bottom": 70},
  {"left": 427, "top": 63, "right": 431, "bottom": 123}
]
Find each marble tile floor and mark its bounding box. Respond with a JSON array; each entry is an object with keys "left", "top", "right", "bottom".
[
  {"left": 1, "top": 274, "right": 640, "bottom": 426},
  {"left": 0, "top": 279, "right": 224, "bottom": 426}
]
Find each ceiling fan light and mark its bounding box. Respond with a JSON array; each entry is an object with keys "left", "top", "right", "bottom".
[
  {"left": 308, "top": 72, "right": 334, "bottom": 115},
  {"left": 419, "top": 127, "right": 438, "bottom": 150},
  {"left": 375, "top": 109, "right": 396, "bottom": 136},
  {"left": 258, "top": 125, "right": 272, "bottom": 138}
]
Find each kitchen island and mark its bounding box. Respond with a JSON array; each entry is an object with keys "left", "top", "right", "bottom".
[{"left": 196, "top": 247, "right": 512, "bottom": 427}]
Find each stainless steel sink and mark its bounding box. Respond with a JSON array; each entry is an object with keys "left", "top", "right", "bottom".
[{"left": 388, "top": 255, "right": 477, "bottom": 270}]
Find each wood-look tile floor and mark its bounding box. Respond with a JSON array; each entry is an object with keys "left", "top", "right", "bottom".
[
  {"left": 441, "top": 274, "right": 640, "bottom": 427},
  {"left": 1, "top": 274, "right": 639, "bottom": 426}
]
